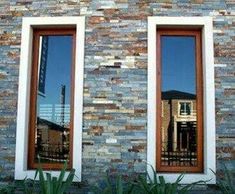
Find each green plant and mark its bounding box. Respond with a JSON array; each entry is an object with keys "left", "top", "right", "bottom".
[
  {"left": 0, "top": 180, "right": 36, "bottom": 194},
  {"left": 20, "top": 161, "right": 75, "bottom": 194},
  {"left": 136, "top": 165, "right": 206, "bottom": 194},
  {"left": 35, "top": 162, "right": 75, "bottom": 194},
  {"left": 22, "top": 176, "right": 38, "bottom": 194},
  {"left": 0, "top": 184, "right": 15, "bottom": 194},
  {"left": 93, "top": 172, "right": 135, "bottom": 194},
  {"left": 213, "top": 165, "right": 235, "bottom": 194}
]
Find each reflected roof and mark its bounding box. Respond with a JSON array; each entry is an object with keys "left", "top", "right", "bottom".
[{"left": 162, "top": 90, "right": 196, "bottom": 100}]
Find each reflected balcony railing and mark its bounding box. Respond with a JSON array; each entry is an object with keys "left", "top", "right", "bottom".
[
  {"left": 35, "top": 142, "right": 69, "bottom": 162},
  {"left": 161, "top": 142, "right": 197, "bottom": 167}
]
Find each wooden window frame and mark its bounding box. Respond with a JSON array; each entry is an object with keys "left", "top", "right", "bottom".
[
  {"left": 28, "top": 28, "right": 76, "bottom": 170},
  {"left": 156, "top": 29, "right": 203, "bottom": 173},
  {"left": 147, "top": 16, "right": 215, "bottom": 184},
  {"left": 15, "top": 16, "right": 84, "bottom": 182}
]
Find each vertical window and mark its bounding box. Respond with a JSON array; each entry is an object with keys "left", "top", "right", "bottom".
[
  {"left": 156, "top": 29, "right": 203, "bottom": 172},
  {"left": 28, "top": 29, "right": 75, "bottom": 169},
  {"left": 15, "top": 17, "right": 84, "bottom": 181}
]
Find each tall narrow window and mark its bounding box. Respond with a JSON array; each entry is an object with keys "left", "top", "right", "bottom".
[
  {"left": 28, "top": 29, "right": 75, "bottom": 169},
  {"left": 157, "top": 29, "right": 203, "bottom": 172}
]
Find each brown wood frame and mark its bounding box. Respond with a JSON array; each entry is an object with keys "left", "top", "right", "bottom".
[
  {"left": 156, "top": 29, "right": 203, "bottom": 173},
  {"left": 28, "top": 28, "right": 76, "bottom": 170}
]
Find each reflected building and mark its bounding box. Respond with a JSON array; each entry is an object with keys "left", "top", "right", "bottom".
[
  {"left": 161, "top": 90, "right": 197, "bottom": 166},
  {"left": 36, "top": 117, "right": 70, "bottom": 162},
  {"left": 36, "top": 98, "right": 70, "bottom": 162}
]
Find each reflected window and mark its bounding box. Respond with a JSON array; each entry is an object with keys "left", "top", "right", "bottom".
[
  {"left": 28, "top": 29, "right": 75, "bottom": 169},
  {"left": 157, "top": 29, "right": 203, "bottom": 172},
  {"left": 179, "top": 102, "right": 191, "bottom": 116}
]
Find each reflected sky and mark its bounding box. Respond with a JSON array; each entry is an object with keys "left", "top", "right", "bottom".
[
  {"left": 37, "top": 36, "right": 73, "bottom": 124},
  {"left": 161, "top": 36, "right": 196, "bottom": 94}
]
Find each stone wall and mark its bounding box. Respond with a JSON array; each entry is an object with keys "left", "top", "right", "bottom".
[{"left": 0, "top": 0, "right": 234, "bottom": 191}]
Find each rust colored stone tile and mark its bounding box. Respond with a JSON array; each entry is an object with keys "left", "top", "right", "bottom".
[
  {"left": 103, "top": 9, "right": 120, "bottom": 15},
  {"left": 134, "top": 109, "right": 147, "bottom": 114},
  {"left": 88, "top": 16, "right": 105, "bottom": 24},
  {"left": 111, "top": 159, "right": 122, "bottom": 163},
  {"left": 11, "top": 11, "right": 24, "bottom": 17},
  {"left": 125, "top": 125, "right": 144, "bottom": 130},
  {"left": 162, "top": 4, "right": 173, "bottom": 9},
  {"left": 128, "top": 145, "right": 144, "bottom": 153},
  {"left": 98, "top": 115, "right": 114, "bottom": 120},
  {"left": 0, "top": 73, "right": 7, "bottom": 79},
  {"left": 89, "top": 126, "right": 104, "bottom": 136}
]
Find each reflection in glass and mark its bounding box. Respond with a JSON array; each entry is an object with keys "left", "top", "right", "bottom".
[
  {"left": 35, "top": 35, "right": 73, "bottom": 163},
  {"left": 179, "top": 102, "right": 191, "bottom": 116},
  {"left": 161, "top": 36, "right": 198, "bottom": 167}
]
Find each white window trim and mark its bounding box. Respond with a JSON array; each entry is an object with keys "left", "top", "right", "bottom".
[
  {"left": 147, "top": 16, "right": 216, "bottom": 184},
  {"left": 15, "top": 17, "right": 85, "bottom": 182}
]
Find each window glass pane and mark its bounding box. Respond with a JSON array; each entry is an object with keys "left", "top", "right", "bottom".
[
  {"left": 161, "top": 36, "right": 198, "bottom": 167},
  {"left": 35, "top": 35, "right": 73, "bottom": 164}
]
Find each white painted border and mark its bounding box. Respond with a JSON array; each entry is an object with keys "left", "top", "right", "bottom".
[
  {"left": 15, "top": 17, "right": 85, "bottom": 182},
  {"left": 147, "top": 17, "right": 216, "bottom": 184}
]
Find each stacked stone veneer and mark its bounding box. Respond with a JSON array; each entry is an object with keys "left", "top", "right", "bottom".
[{"left": 0, "top": 0, "right": 234, "bottom": 189}]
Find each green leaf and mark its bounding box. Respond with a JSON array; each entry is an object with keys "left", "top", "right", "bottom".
[
  {"left": 212, "top": 164, "right": 235, "bottom": 194},
  {"left": 60, "top": 168, "right": 75, "bottom": 193},
  {"left": 56, "top": 161, "right": 67, "bottom": 191},
  {"left": 38, "top": 166, "right": 46, "bottom": 194},
  {"left": 116, "top": 175, "right": 123, "bottom": 194}
]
